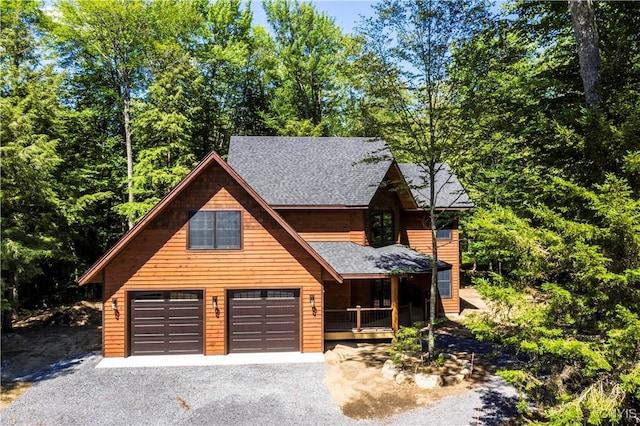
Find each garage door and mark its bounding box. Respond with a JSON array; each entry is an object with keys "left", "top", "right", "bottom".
[
  {"left": 129, "top": 290, "right": 203, "bottom": 355},
  {"left": 228, "top": 289, "right": 300, "bottom": 353}
]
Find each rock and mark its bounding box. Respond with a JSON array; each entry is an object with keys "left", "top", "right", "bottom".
[
  {"left": 395, "top": 371, "right": 412, "bottom": 385},
  {"left": 441, "top": 352, "right": 457, "bottom": 361},
  {"left": 460, "top": 367, "right": 471, "bottom": 377},
  {"left": 442, "top": 374, "right": 466, "bottom": 386},
  {"left": 414, "top": 373, "right": 442, "bottom": 389},
  {"left": 382, "top": 359, "right": 399, "bottom": 380}
]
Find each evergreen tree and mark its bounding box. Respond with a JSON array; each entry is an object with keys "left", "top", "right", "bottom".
[{"left": 0, "top": 0, "right": 68, "bottom": 330}]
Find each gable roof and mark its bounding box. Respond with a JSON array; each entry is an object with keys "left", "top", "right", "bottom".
[
  {"left": 398, "top": 163, "right": 474, "bottom": 210},
  {"left": 308, "top": 242, "right": 451, "bottom": 278},
  {"left": 227, "top": 136, "right": 393, "bottom": 207},
  {"left": 78, "top": 151, "right": 343, "bottom": 285}
]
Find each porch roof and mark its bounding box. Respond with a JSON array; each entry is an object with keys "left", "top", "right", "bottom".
[{"left": 308, "top": 242, "right": 450, "bottom": 278}]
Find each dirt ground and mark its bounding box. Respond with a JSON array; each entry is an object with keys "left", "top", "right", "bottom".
[
  {"left": 1, "top": 287, "right": 491, "bottom": 417},
  {"left": 323, "top": 287, "right": 492, "bottom": 419},
  {"left": 0, "top": 301, "right": 102, "bottom": 409}
]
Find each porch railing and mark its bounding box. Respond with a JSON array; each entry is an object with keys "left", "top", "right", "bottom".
[{"left": 325, "top": 306, "right": 393, "bottom": 332}]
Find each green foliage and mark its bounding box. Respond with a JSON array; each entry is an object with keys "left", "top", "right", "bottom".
[
  {"left": 262, "top": 0, "right": 357, "bottom": 136},
  {"left": 2, "top": 2, "right": 639, "bottom": 423},
  {"left": 547, "top": 382, "right": 625, "bottom": 425},
  {"left": 620, "top": 363, "right": 640, "bottom": 401},
  {"left": 497, "top": 369, "right": 541, "bottom": 413},
  {"left": 389, "top": 323, "right": 423, "bottom": 365},
  {"left": 1, "top": 0, "right": 71, "bottom": 320}
]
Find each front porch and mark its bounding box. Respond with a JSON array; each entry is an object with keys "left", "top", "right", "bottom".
[
  {"left": 324, "top": 303, "right": 427, "bottom": 340},
  {"left": 308, "top": 241, "right": 447, "bottom": 340},
  {"left": 323, "top": 276, "right": 436, "bottom": 340}
]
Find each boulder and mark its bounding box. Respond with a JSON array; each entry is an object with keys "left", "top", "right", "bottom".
[
  {"left": 395, "top": 371, "right": 413, "bottom": 385},
  {"left": 414, "top": 373, "right": 443, "bottom": 389},
  {"left": 460, "top": 361, "right": 472, "bottom": 378},
  {"left": 382, "top": 359, "right": 400, "bottom": 380},
  {"left": 441, "top": 352, "right": 458, "bottom": 361}
]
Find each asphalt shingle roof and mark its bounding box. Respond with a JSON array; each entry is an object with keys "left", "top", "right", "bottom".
[
  {"left": 228, "top": 136, "right": 393, "bottom": 206},
  {"left": 398, "top": 163, "right": 474, "bottom": 209},
  {"left": 308, "top": 242, "right": 450, "bottom": 276}
]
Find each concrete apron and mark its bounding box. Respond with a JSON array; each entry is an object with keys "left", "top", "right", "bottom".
[{"left": 96, "top": 352, "right": 325, "bottom": 368}]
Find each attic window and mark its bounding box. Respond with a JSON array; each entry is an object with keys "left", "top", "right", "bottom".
[
  {"left": 188, "top": 210, "right": 241, "bottom": 250},
  {"left": 370, "top": 211, "right": 394, "bottom": 244}
]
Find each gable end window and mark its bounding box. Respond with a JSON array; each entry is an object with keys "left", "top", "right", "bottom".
[
  {"left": 188, "top": 210, "right": 241, "bottom": 250},
  {"left": 437, "top": 269, "right": 452, "bottom": 299},
  {"left": 370, "top": 211, "right": 394, "bottom": 244}
]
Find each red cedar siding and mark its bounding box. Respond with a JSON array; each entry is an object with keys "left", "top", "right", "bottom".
[
  {"left": 324, "top": 280, "right": 351, "bottom": 309},
  {"left": 400, "top": 211, "right": 461, "bottom": 314},
  {"left": 278, "top": 210, "right": 365, "bottom": 245},
  {"left": 103, "top": 163, "right": 324, "bottom": 357}
]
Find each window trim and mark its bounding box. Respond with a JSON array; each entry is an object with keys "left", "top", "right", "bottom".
[
  {"left": 370, "top": 211, "right": 395, "bottom": 244},
  {"left": 437, "top": 269, "right": 452, "bottom": 299},
  {"left": 187, "top": 209, "right": 242, "bottom": 250}
]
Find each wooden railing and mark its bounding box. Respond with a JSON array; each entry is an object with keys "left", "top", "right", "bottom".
[{"left": 325, "top": 306, "right": 393, "bottom": 332}]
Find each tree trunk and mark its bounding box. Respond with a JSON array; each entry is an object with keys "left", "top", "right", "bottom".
[
  {"left": 1, "top": 276, "right": 17, "bottom": 333},
  {"left": 123, "top": 82, "right": 134, "bottom": 229},
  {"left": 428, "top": 164, "right": 438, "bottom": 358},
  {"left": 568, "top": 0, "right": 601, "bottom": 108}
]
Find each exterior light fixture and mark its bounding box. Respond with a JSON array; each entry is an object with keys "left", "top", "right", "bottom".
[
  {"left": 111, "top": 298, "right": 117, "bottom": 310},
  {"left": 212, "top": 296, "right": 218, "bottom": 310},
  {"left": 310, "top": 294, "right": 315, "bottom": 309}
]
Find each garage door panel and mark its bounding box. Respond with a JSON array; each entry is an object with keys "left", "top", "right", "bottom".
[
  {"left": 228, "top": 289, "right": 300, "bottom": 353},
  {"left": 129, "top": 291, "right": 203, "bottom": 356}
]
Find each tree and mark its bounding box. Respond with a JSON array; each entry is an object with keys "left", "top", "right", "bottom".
[
  {"left": 190, "top": 0, "right": 258, "bottom": 154},
  {"left": 126, "top": 52, "right": 201, "bottom": 221},
  {"left": 1, "top": 0, "right": 67, "bottom": 331},
  {"left": 53, "top": 0, "right": 193, "bottom": 228},
  {"left": 263, "top": 0, "right": 354, "bottom": 136},
  {"left": 568, "top": 0, "right": 601, "bottom": 108},
  {"left": 451, "top": 0, "right": 640, "bottom": 420},
  {"left": 358, "top": 0, "right": 490, "bottom": 357}
]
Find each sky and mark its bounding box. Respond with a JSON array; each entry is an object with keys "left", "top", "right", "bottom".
[{"left": 249, "top": 0, "right": 380, "bottom": 34}]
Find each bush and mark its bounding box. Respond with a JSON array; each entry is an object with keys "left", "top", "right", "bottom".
[{"left": 389, "top": 322, "right": 424, "bottom": 365}]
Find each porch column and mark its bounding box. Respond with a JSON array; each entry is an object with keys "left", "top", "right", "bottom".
[{"left": 391, "top": 275, "right": 399, "bottom": 331}]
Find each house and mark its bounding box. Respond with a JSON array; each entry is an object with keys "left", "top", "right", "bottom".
[{"left": 78, "top": 137, "right": 473, "bottom": 357}]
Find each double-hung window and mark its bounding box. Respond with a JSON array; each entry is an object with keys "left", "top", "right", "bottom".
[
  {"left": 437, "top": 269, "right": 452, "bottom": 299},
  {"left": 370, "top": 211, "right": 394, "bottom": 244},
  {"left": 188, "top": 210, "right": 241, "bottom": 250}
]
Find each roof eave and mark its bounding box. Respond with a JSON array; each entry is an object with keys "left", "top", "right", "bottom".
[
  {"left": 404, "top": 205, "right": 474, "bottom": 212},
  {"left": 271, "top": 205, "right": 369, "bottom": 210}
]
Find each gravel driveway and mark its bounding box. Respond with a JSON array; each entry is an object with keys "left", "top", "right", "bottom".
[{"left": 2, "top": 351, "right": 518, "bottom": 425}]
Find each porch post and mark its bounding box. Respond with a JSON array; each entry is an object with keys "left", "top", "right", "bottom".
[{"left": 391, "top": 276, "right": 399, "bottom": 331}]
